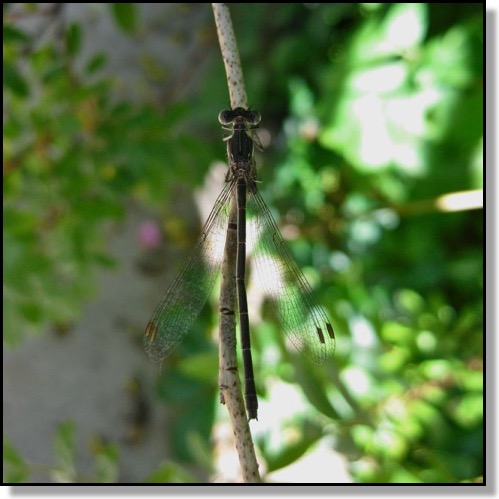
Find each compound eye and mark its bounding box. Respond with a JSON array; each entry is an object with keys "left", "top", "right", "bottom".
[
  {"left": 247, "top": 110, "right": 261, "bottom": 126},
  {"left": 218, "top": 110, "right": 234, "bottom": 125}
]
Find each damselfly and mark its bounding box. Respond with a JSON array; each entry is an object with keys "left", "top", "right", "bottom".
[{"left": 144, "top": 107, "right": 335, "bottom": 420}]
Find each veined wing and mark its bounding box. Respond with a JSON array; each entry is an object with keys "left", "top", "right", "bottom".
[
  {"left": 247, "top": 186, "right": 335, "bottom": 365},
  {"left": 144, "top": 180, "right": 234, "bottom": 363}
]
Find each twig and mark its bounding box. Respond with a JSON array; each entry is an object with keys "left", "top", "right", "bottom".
[
  {"left": 212, "top": 4, "right": 248, "bottom": 109},
  {"left": 211, "top": 3, "right": 261, "bottom": 484}
]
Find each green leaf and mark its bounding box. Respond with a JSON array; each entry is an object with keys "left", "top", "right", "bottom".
[
  {"left": 65, "top": 23, "right": 82, "bottom": 56},
  {"left": 52, "top": 421, "right": 77, "bottom": 483},
  {"left": 453, "top": 393, "right": 483, "bottom": 428},
  {"left": 3, "top": 24, "right": 30, "bottom": 44},
  {"left": 178, "top": 351, "right": 218, "bottom": 383},
  {"left": 3, "top": 434, "right": 29, "bottom": 483},
  {"left": 293, "top": 361, "right": 338, "bottom": 419},
  {"left": 19, "top": 301, "right": 44, "bottom": 324},
  {"left": 93, "top": 443, "right": 120, "bottom": 483},
  {"left": 144, "top": 461, "right": 198, "bottom": 483},
  {"left": 264, "top": 421, "right": 322, "bottom": 472},
  {"left": 111, "top": 4, "right": 138, "bottom": 33},
  {"left": 85, "top": 53, "right": 107, "bottom": 74},
  {"left": 3, "top": 62, "right": 29, "bottom": 98}
]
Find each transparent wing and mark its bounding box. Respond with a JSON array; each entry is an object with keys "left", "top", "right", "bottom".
[
  {"left": 144, "top": 180, "right": 234, "bottom": 363},
  {"left": 247, "top": 186, "right": 335, "bottom": 365}
]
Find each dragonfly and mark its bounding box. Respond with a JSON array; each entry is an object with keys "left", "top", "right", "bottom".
[{"left": 144, "top": 107, "right": 335, "bottom": 421}]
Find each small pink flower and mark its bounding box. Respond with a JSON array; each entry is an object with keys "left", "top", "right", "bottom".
[{"left": 138, "top": 221, "right": 162, "bottom": 249}]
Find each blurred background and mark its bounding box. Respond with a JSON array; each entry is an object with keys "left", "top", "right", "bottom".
[{"left": 3, "top": 3, "right": 483, "bottom": 484}]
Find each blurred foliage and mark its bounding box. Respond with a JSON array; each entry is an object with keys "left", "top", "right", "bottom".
[
  {"left": 3, "top": 421, "right": 119, "bottom": 483},
  {"left": 3, "top": 4, "right": 214, "bottom": 346},
  {"left": 4, "top": 3, "right": 482, "bottom": 484}
]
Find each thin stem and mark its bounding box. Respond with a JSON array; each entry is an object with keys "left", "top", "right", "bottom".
[
  {"left": 212, "top": 3, "right": 248, "bottom": 109},
  {"left": 212, "top": 3, "right": 261, "bottom": 483}
]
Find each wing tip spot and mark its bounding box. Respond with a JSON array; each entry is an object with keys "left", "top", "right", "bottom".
[
  {"left": 326, "top": 322, "right": 335, "bottom": 340},
  {"left": 316, "top": 326, "right": 325, "bottom": 344},
  {"left": 145, "top": 321, "right": 158, "bottom": 343}
]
